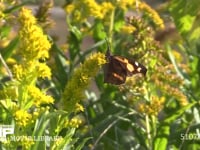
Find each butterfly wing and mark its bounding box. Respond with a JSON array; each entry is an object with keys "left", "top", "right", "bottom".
[
  {"left": 104, "top": 55, "right": 127, "bottom": 85},
  {"left": 113, "top": 56, "right": 147, "bottom": 76},
  {"left": 103, "top": 49, "right": 147, "bottom": 85}
]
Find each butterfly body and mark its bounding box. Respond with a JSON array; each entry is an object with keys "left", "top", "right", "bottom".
[{"left": 104, "top": 50, "right": 147, "bottom": 85}]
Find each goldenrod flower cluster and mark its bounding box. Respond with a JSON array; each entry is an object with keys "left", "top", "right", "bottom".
[
  {"left": 65, "top": 1, "right": 114, "bottom": 22},
  {"left": 20, "top": 136, "right": 35, "bottom": 150},
  {"left": 75, "top": 103, "right": 84, "bottom": 112},
  {"left": 27, "top": 85, "right": 54, "bottom": 107},
  {"left": 116, "top": 0, "right": 136, "bottom": 10},
  {"left": 121, "top": 16, "right": 188, "bottom": 114},
  {"left": 13, "top": 8, "right": 52, "bottom": 81},
  {"left": 101, "top": 2, "right": 115, "bottom": 17},
  {"left": 138, "top": 96, "right": 165, "bottom": 116},
  {"left": 62, "top": 52, "right": 106, "bottom": 112},
  {"left": 14, "top": 109, "right": 32, "bottom": 127},
  {"left": 139, "top": 2, "right": 165, "bottom": 29},
  {"left": 10, "top": 7, "right": 54, "bottom": 127},
  {"left": 120, "top": 25, "right": 136, "bottom": 34},
  {"left": 18, "top": 7, "right": 51, "bottom": 60},
  {"left": 68, "top": 117, "right": 83, "bottom": 128}
]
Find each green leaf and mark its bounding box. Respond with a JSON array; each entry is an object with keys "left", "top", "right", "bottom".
[
  {"left": 153, "top": 102, "right": 196, "bottom": 150},
  {"left": 179, "top": 15, "right": 195, "bottom": 35},
  {"left": 1, "top": 37, "right": 19, "bottom": 60},
  {"left": 31, "top": 111, "right": 50, "bottom": 150},
  {"left": 0, "top": 25, "right": 11, "bottom": 39},
  {"left": 169, "top": 0, "right": 200, "bottom": 41},
  {"left": 93, "top": 21, "right": 106, "bottom": 40},
  {"left": 164, "top": 102, "right": 196, "bottom": 123},
  {"left": 153, "top": 123, "right": 170, "bottom": 150},
  {"left": 75, "top": 137, "right": 92, "bottom": 150}
]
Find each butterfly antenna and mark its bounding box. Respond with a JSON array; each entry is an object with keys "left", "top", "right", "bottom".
[{"left": 105, "top": 38, "right": 111, "bottom": 57}]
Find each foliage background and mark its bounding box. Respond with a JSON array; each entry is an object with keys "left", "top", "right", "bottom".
[{"left": 0, "top": 0, "right": 200, "bottom": 149}]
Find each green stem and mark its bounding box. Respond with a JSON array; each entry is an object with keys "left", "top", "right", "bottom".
[
  {"left": 146, "top": 115, "right": 151, "bottom": 148},
  {"left": 108, "top": 8, "right": 115, "bottom": 49}
]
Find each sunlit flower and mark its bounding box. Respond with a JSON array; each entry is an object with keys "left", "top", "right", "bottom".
[
  {"left": 139, "top": 2, "right": 165, "bottom": 29},
  {"left": 65, "top": 4, "right": 75, "bottom": 14},
  {"left": 65, "top": 0, "right": 103, "bottom": 22},
  {"left": 37, "top": 63, "right": 52, "bottom": 79},
  {"left": 19, "top": 136, "right": 35, "bottom": 150},
  {"left": 62, "top": 52, "right": 106, "bottom": 112},
  {"left": 75, "top": 103, "right": 84, "bottom": 112},
  {"left": 138, "top": 96, "right": 165, "bottom": 116},
  {"left": 14, "top": 109, "right": 32, "bottom": 127},
  {"left": 13, "top": 61, "right": 51, "bottom": 82},
  {"left": 101, "top": 2, "right": 115, "bottom": 17},
  {"left": 27, "top": 85, "right": 54, "bottom": 107},
  {"left": 68, "top": 117, "right": 82, "bottom": 128},
  {"left": 18, "top": 7, "right": 51, "bottom": 60},
  {"left": 117, "top": 0, "right": 136, "bottom": 10},
  {"left": 120, "top": 25, "right": 136, "bottom": 34}
]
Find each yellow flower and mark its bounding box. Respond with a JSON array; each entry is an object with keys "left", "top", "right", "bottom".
[
  {"left": 14, "top": 109, "right": 32, "bottom": 127},
  {"left": 154, "top": 79, "right": 188, "bottom": 106},
  {"left": 13, "top": 61, "right": 51, "bottom": 82},
  {"left": 61, "top": 52, "right": 106, "bottom": 112},
  {"left": 27, "top": 85, "right": 54, "bottom": 107},
  {"left": 101, "top": 2, "right": 115, "bottom": 17},
  {"left": 18, "top": 7, "right": 51, "bottom": 60},
  {"left": 68, "top": 117, "right": 82, "bottom": 128},
  {"left": 138, "top": 96, "right": 165, "bottom": 116},
  {"left": 75, "top": 103, "right": 84, "bottom": 112},
  {"left": 37, "top": 63, "right": 52, "bottom": 79},
  {"left": 172, "top": 50, "right": 183, "bottom": 63},
  {"left": 65, "top": 4, "right": 75, "bottom": 14},
  {"left": 117, "top": 0, "right": 136, "bottom": 10},
  {"left": 139, "top": 2, "right": 165, "bottom": 29},
  {"left": 65, "top": 0, "right": 103, "bottom": 22},
  {"left": 121, "top": 25, "right": 136, "bottom": 34},
  {"left": 52, "top": 137, "right": 64, "bottom": 149},
  {"left": 83, "top": 0, "right": 103, "bottom": 19},
  {"left": 20, "top": 136, "right": 35, "bottom": 150},
  {"left": 12, "top": 63, "right": 30, "bottom": 82}
]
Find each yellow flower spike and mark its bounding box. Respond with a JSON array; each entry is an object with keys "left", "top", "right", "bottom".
[
  {"left": 18, "top": 7, "right": 36, "bottom": 27},
  {"left": 65, "top": 0, "right": 103, "bottom": 22},
  {"left": 65, "top": 4, "right": 75, "bottom": 14},
  {"left": 101, "top": 2, "right": 115, "bottom": 17},
  {"left": 138, "top": 103, "right": 146, "bottom": 114},
  {"left": 18, "top": 7, "right": 51, "bottom": 60},
  {"left": 117, "top": 0, "right": 136, "bottom": 10},
  {"left": 69, "top": 117, "right": 82, "bottom": 128},
  {"left": 138, "top": 96, "right": 165, "bottom": 116},
  {"left": 121, "top": 25, "right": 136, "bottom": 34},
  {"left": 20, "top": 136, "right": 34, "bottom": 150},
  {"left": 14, "top": 109, "right": 32, "bottom": 127},
  {"left": 13, "top": 64, "right": 24, "bottom": 81},
  {"left": 62, "top": 52, "right": 106, "bottom": 112},
  {"left": 37, "top": 63, "right": 52, "bottom": 79},
  {"left": 27, "top": 85, "right": 54, "bottom": 107},
  {"left": 75, "top": 103, "right": 84, "bottom": 112},
  {"left": 83, "top": 0, "right": 103, "bottom": 19},
  {"left": 139, "top": 2, "right": 165, "bottom": 29},
  {"left": 149, "top": 96, "right": 165, "bottom": 116}
]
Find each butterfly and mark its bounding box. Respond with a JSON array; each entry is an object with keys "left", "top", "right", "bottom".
[{"left": 104, "top": 46, "right": 147, "bottom": 85}]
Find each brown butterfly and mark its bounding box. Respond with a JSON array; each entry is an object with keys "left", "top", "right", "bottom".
[{"left": 104, "top": 47, "right": 147, "bottom": 85}]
